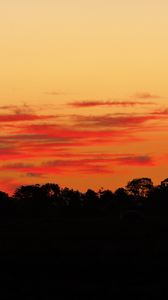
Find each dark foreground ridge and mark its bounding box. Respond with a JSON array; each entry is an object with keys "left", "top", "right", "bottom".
[{"left": 0, "top": 177, "right": 168, "bottom": 298}]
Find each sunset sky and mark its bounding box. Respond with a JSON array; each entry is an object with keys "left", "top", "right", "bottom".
[{"left": 0, "top": 0, "right": 168, "bottom": 194}]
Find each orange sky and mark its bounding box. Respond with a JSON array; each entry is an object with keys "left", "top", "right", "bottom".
[{"left": 0, "top": 1, "right": 168, "bottom": 194}]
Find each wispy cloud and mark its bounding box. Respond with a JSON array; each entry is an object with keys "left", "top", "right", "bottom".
[
  {"left": 0, "top": 154, "right": 154, "bottom": 177},
  {"left": 69, "top": 100, "right": 155, "bottom": 108},
  {"left": 2, "top": 162, "right": 34, "bottom": 169},
  {"left": 0, "top": 103, "right": 36, "bottom": 114},
  {"left": 44, "top": 90, "right": 65, "bottom": 96},
  {"left": 0, "top": 107, "right": 165, "bottom": 164},
  {"left": 0, "top": 113, "right": 56, "bottom": 122},
  {"left": 133, "top": 92, "right": 160, "bottom": 99},
  {"left": 114, "top": 155, "right": 154, "bottom": 166},
  {"left": 26, "top": 172, "right": 46, "bottom": 178},
  {"left": 73, "top": 114, "right": 157, "bottom": 128},
  {"left": 0, "top": 105, "right": 18, "bottom": 110},
  {"left": 151, "top": 108, "right": 168, "bottom": 115}
]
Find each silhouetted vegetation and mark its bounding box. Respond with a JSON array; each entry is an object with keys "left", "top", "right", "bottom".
[
  {"left": 0, "top": 177, "right": 167, "bottom": 225},
  {"left": 0, "top": 177, "right": 168, "bottom": 298}
]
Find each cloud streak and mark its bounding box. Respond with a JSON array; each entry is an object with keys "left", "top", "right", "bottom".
[
  {"left": 69, "top": 100, "right": 155, "bottom": 108},
  {"left": 0, "top": 113, "right": 56, "bottom": 122},
  {"left": 151, "top": 108, "right": 168, "bottom": 115},
  {"left": 44, "top": 90, "right": 65, "bottom": 96},
  {"left": 114, "top": 155, "right": 154, "bottom": 166},
  {"left": 0, "top": 155, "right": 154, "bottom": 177},
  {"left": 133, "top": 92, "right": 160, "bottom": 99},
  {"left": 73, "top": 114, "right": 157, "bottom": 128}
]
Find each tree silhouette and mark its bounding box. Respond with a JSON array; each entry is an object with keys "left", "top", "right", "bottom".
[
  {"left": 41, "top": 183, "right": 60, "bottom": 198},
  {"left": 0, "top": 191, "right": 9, "bottom": 205},
  {"left": 60, "top": 187, "right": 81, "bottom": 210},
  {"left": 161, "top": 178, "right": 168, "bottom": 188},
  {"left": 0, "top": 176, "right": 162, "bottom": 222},
  {"left": 0, "top": 191, "right": 10, "bottom": 216},
  {"left": 98, "top": 189, "right": 115, "bottom": 212},
  {"left": 146, "top": 179, "right": 168, "bottom": 222},
  {"left": 126, "top": 178, "right": 153, "bottom": 198},
  {"left": 84, "top": 189, "right": 99, "bottom": 210},
  {"left": 114, "top": 187, "right": 132, "bottom": 210},
  {"left": 41, "top": 183, "right": 61, "bottom": 209},
  {"left": 13, "top": 184, "right": 42, "bottom": 215}
]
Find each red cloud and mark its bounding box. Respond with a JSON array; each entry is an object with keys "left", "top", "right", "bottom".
[
  {"left": 0, "top": 155, "right": 154, "bottom": 176},
  {"left": 0, "top": 114, "right": 56, "bottom": 122},
  {"left": 2, "top": 163, "right": 34, "bottom": 169},
  {"left": 0, "top": 101, "right": 165, "bottom": 194},
  {"left": 44, "top": 155, "right": 154, "bottom": 168},
  {"left": 0, "top": 112, "right": 160, "bottom": 163},
  {"left": 113, "top": 155, "right": 154, "bottom": 166},
  {"left": 151, "top": 108, "right": 168, "bottom": 115},
  {"left": 69, "top": 100, "right": 155, "bottom": 107},
  {"left": 19, "top": 123, "right": 130, "bottom": 138},
  {"left": 73, "top": 114, "right": 157, "bottom": 128}
]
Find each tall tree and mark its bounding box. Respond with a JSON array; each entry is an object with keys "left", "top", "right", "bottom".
[{"left": 126, "top": 178, "right": 153, "bottom": 198}]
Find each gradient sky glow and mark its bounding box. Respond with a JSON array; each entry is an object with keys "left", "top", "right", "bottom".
[{"left": 0, "top": 1, "right": 168, "bottom": 193}]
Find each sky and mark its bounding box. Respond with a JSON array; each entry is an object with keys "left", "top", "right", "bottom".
[{"left": 0, "top": 0, "right": 168, "bottom": 194}]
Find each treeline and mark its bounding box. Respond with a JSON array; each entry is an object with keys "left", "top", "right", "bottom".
[{"left": 0, "top": 177, "right": 168, "bottom": 221}]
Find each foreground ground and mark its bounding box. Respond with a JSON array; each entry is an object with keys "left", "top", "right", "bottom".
[{"left": 0, "top": 214, "right": 167, "bottom": 299}]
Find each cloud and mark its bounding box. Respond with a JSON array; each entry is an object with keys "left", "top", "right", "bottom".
[
  {"left": 26, "top": 172, "right": 45, "bottom": 178},
  {"left": 73, "top": 114, "right": 157, "bottom": 128},
  {"left": 0, "top": 148, "right": 28, "bottom": 160},
  {"left": 0, "top": 113, "right": 56, "bottom": 122},
  {"left": 0, "top": 153, "right": 155, "bottom": 194},
  {"left": 43, "top": 157, "right": 115, "bottom": 174},
  {"left": 0, "top": 100, "right": 165, "bottom": 194},
  {"left": 0, "top": 103, "right": 164, "bottom": 183},
  {"left": 0, "top": 105, "right": 18, "bottom": 110},
  {"left": 0, "top": 111, "right": 160, "bottom": 164},
  {"left": 0, "top": 158, "right": 112, "bottom": 175},
  {"left": 41, "top": 154, "right": 154, "bottom": 173},
  {"left": 69, "top": 100, "right": 155, "bottom": 108},
  {"left": 44, "top": 90, "right": 65, "bottom": 95},
  {"left": 114, "top": 155, "right": 154, "bottom": 166},
  {"left": 151, "top": 108, "right": 168, "bottom": 115},
  {"left": 12, "top": 103, "right": 35, "bottom": 115},
  {"left": 2, "top": 163, "right": 34, "bottom": 169},
  {"left": 133, "top": 92, "right": 160, "bottom": 99},
  {"left": 0, "top": 103, "right": 38, "bottom": 115},
  {"left": 19, "top": 123, "right": 128, "bottom": 138}
]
